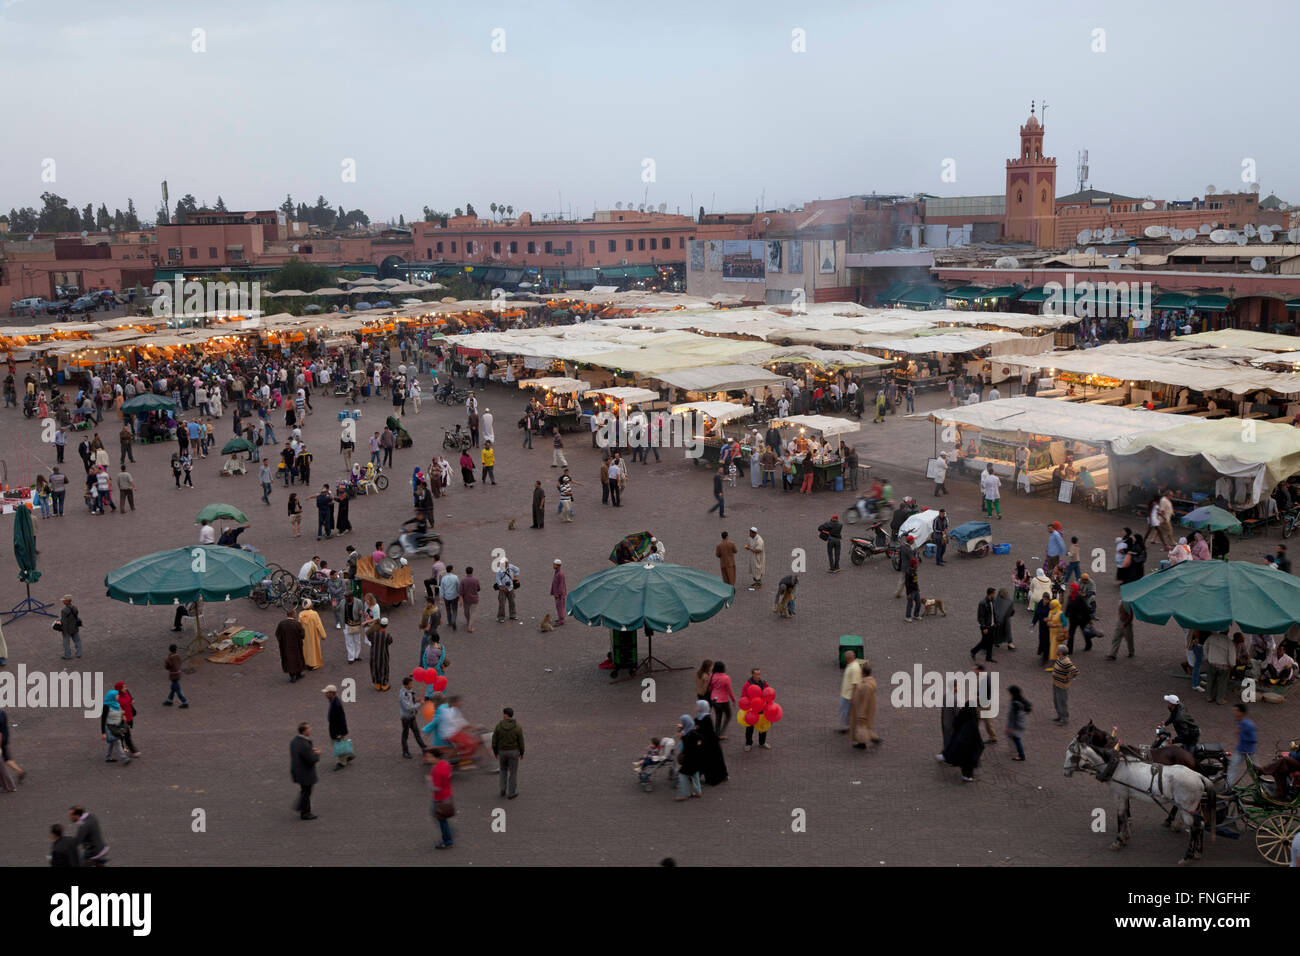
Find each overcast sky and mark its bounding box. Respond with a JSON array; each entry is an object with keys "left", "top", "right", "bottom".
[{"left": 1, "top": 0, "right": 1293, "bottom": 223}]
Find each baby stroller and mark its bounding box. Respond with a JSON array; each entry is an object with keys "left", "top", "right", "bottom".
[
  {"left": 949, "top": 521, "right": 993, "bottom": 558},
  {"left": 635, "top": 737, "right": 678, "bottom": 792}
]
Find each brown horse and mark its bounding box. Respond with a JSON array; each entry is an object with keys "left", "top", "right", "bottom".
[{"left": 1077, "top": 721, "right": 1197, "bottom": 771}]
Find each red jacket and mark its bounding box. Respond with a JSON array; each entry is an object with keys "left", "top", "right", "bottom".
[
  {"left": 430, "top": 759, "right": 453, "bottom": 802},
  {"left": 116, "top": 687, "right": 135, "bottom": 722}
]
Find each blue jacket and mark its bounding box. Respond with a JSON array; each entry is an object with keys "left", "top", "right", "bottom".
[{"left": 1237, "top": 717, "right": 1258, "bottom": 754}]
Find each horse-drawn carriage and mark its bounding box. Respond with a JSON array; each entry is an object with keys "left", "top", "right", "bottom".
[{"left": 1213, "top": 744, "right": 1300, "bottom": 865}]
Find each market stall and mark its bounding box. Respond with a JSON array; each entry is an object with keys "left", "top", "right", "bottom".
[
  {"left": 518, "top": 376, "right": 587, "bottom": 430},
  {"left": 766, "top": 414, "right": 862, "bottom": 490}
]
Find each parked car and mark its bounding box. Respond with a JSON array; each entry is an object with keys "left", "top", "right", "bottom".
[
  {"left": 69, "top": 296, "right": 98, "bottom": 314},
  {"left": 11, "top": 297, "right": 45, "bottom": 316},
  {"left": 41, "top": 299, "right": 67, "bottom": 315}
]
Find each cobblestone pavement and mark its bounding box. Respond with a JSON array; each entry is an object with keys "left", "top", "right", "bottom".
[{"left": 0, "top": 378, "right": 1280, "bottom": 866}]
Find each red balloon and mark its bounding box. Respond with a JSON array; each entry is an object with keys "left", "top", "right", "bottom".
[
  {"left": 745, "top": 710, "right": 760, "bottom": 726},
  {"left": 412, "top": 668, "right": 428, "bottom": 683},
  {"left": 432, "top": 675, "right": 448, "bottom": 692},
  {"left": 765, "top": 703, "right": 783, "bottom": 723},
  {"left": 738, "top": 697, "right": 752, "bottom": 712},
  {"left": 763, "top": 686, "right": 776, "bottom": 702}
]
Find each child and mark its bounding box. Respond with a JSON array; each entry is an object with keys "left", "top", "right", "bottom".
[
  {"left": 1011, "top": 560, "right": 1030, "bottom": 603},
  {"left": 181, "top": 452, "right": 194, "bottom": 488},
  {"left": 163, "top": 643, "right": 189, "bottom": 707},
  {"left": 727, "top": 462, "right": 738, "bottom": 487},
  {"left": 1065, "top": 536, "right": 1081, "bottom": 583},
  {"left": 636, "top": 737, "right": 670, "bottom": 789}
]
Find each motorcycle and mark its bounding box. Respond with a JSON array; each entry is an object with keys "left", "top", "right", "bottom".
[
  {"left": 436, "top": 385, "right": 469, "bottom": 406},
  {"left": 1150, "top": 727, "right": 1228, "bottom": 780},
  {"left": 387, "top": 530, "right": 443, "bottom": 559},
  {"left": 849, "top": 521, "right": 895, "bottom": 566},
  {"left": 22, "top": 394, "right": 36, "bottom": 418},
  {"left": 843, "top": 495, "right": 892, "bottom": 525},
  {"left": 442, "top": 424, "right": 472, "bottom": 451}
]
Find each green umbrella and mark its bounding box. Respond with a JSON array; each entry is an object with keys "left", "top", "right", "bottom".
[
  {"left": 1178, "top": 505, "right": 1242, "bottom": 534},
  {"left": 567, "top": 561, "right": 734, "bottom": 633},
  {"left": 4, "top": 503, "right": 54, "bottom": 623},
  {"left": 195, "top": 503, "right": 248, "bottom": 525},
  {"left": 105, "top": 545, "right": 267, "bottom": 604},
  {"left": 1121, "top": 560, "right": 1300, "bottom": 634},
  {"left": 220, "top": 437, "right": 255, "bottom": 455},
  {"left": 121, "top": 393, "right": 177, "bottom": 414}
]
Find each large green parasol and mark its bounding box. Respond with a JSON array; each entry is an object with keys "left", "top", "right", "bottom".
[
  {"left": 1178, "top": 505, "right": 1242, "bottom": 534},
  {"left": 567, "top": 561, "right": 734, "bottom": 633},
  {"left": 121, "top": 393, "right": 178, "bottom": 414},
  {"left": 1120, "top": 559, "right": 1300, "bottom": 634},
  {"left": 4, "top": 504, "right": 54, "bottom": 623},
  {"left": 196, "top": 503, "right": 249, "bottom": 525}
]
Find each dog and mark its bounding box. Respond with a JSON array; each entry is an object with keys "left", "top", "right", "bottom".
[
  {"left": 539, "top": 613, "right": 555, "bottom": 632},
  {"left": 507, "top": 517, "right": 517, "bottom": 531},
  {"left": 920, "top": 598, "right": 947, "bottom": 617}
]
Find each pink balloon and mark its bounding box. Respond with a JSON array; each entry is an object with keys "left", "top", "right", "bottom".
[
  {"left": 765, "top": 703, "right": 783, "bottom": 723},
  {"left": 763, "top": 686, "right": 776, "bottom": 702}
]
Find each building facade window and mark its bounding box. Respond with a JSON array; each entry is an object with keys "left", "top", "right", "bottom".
[
  {"left": 493, "top": 241, "right": 501, "bottom": 254},
  {"left": 544, "top": 241, "right": 553, "bottom": 253},
  {"left": 451, "top": 242, "right": 457, "bottom": 253},
  {"left": 588, "top": 240, "right": 595, "bottom": 253},
  {"left": 208, "top": 247, "right": 217, "bottom": 259},
  {"left": 649, "top": 238, "right": 657, "bottom": 250},
  {"left": 664, "top": 236, "right": 672, "bottom": 249},
  {"left": 625, "top": 239, "right": 633, "bottom": 251},
  {"left": 608, "top": 239, "right": 616, "bottom": 252},
  {"left": 509, "top": 241, "right": 518, "bottom": 254},
  {"left": 565, "top": 240, "right": 573, "bottom": 253},
  {"left": 528, "top": 241, "right": 536, "bottom": 254},
  {"left": 188, "top": 247, "right": 198, "bottom": 259},
  {"left": 436, "top": 241, "right": 443, "bottom": 253}
]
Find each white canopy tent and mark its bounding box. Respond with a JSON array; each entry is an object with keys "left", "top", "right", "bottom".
[
  {"left": 584, "top": 386, "right": 659, "bottom": 404},
  {"left": 654, "top": 364, "right": 787, "bottom": 392},
  {"left": 670, "top": 400, "right": 752, "bottom": 424},
  {"left": 768, "top": 414, "right": 861, "bottom": 438},
  {"left": 517, "top": 376, "right": 587, "bottom": 394}
]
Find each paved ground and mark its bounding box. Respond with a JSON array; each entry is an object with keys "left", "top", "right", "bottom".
[{"left": 0, "top": 373, "right": 1289, "bottom": 867}]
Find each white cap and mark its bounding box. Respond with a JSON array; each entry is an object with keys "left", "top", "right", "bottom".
[
  {"left": 553, "top": 558, "right": 562, "bottom": 565},
  {"left": 750, "top": 526, "right": 758, "bottom": 533},
  {"left": 380, "top": 617, "right": 389, "bottom": 626},
  {"left": 1163, "top": 694, "right": 1180, "bottom": 705}
]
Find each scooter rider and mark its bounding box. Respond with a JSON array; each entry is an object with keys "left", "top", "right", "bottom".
[
  {"left": 890, "top": 495, "right": 917, "bottom": 538},
  {"left": 1162, "top": 694, "right": 1200, "bottom": 750}
]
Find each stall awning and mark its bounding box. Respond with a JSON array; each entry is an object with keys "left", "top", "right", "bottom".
[
  {"left": 1287, "top": 298, "right": 1300, "bottom": 311},
  {"left": 768, "top": 414, "right": 861, "bottom": 438},
  {"left": 584, "top": 386, "right": 660, "bottom": 404},
  {"left": 654, "top": 364, "right": 786, "bottom": 392},
  {"left": 978, "top": 285, "right": 1023, "bottom": 300},
  {"left": 564, "top": 268, "right": 598, "bottom": 283},
  {"left": 1017, "top": 286, "right": 1051, "bottom": 303},
  {"left": 502, "top": 270, "right": 524, "bottom": 284},
  {"left": 670, "top": 401, "right": 752, "bottom": 423},
  {"left": 1153, "top": 293, "right": 1193, "bottom": 309},
  {"left": 598, "top": 265, "right": 657, "bottom": 279},
  {"left": 482, "top": 268, "right": 506, "bottom": 282},
  {"left": 1191, "top": 294, "right": 1230, "bottom": 313},
  {"left": 943, "top": 286, "right": 987, "bottom": 302},
  {"left": 875, "top": 281, "right": 911, "bottom": 305},
  {"left": 895, "top": 285, "right": 946, "bottom": 308},
  {"left": 930, "top": 397, "right": 1196, "bottom": 447},
  {"left": 517, "top": 376, "right": 586, "bottom": 394}
]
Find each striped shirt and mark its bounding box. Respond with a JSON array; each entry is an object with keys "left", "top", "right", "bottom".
[{"left": 1052, "top": 655, "right": 1079, "bottom": 689}]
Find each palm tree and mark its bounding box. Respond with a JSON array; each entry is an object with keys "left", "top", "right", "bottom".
[
  {"left": 490, "top": 202, "right": 498, "bottom": 219},
  {"left": 506, "top": 205, "right": 513, "bottom": 218}
]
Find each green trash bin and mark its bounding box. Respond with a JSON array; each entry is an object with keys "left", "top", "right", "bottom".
[{"left": 839, "top": 634, "right": 864, "bottom": 668}]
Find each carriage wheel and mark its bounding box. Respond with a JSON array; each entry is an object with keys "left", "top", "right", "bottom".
[
  {"left": 1254, "top": 813, "right": 1300, "bottom": 865},
  {"left": 974, "top": 543, "right": 991, "bottom": 557},
  {"left": 375, "top": 474, "right": 389, "bottom": 491}
]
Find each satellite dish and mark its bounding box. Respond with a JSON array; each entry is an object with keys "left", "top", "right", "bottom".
[
  {"left": 1206, "top": 185, "right": 1217, "bottom": 195},
  {"left": 1091, "top": 229, "right": 1104, "bottom": 240},
  {"left": 1250, "top": 257, "right": 1267, "bottom": 271},
  {"left": 1244, "top": 224, "right": 1257, "bottom": 238},
  {"left": 1116, "top": 228, "right": 1127, "bottom": 237},
  {"left": 1107, "top": 259, "right": 1123, "bottom": 270},
  {"left": 1168, "top": 229, "right": 1183, "bottom": 242},
  {"left": 81, "top": 230, "right": 88, "bottom": 238},
  {"left": 1235, "top": 233, "right": 1248, "bottom": 246},
  {"left": 1249, "top": 183, "right": 1260, "bottom": 193},
  {"left": 1212, "top": 222, "right": 1220, "bottom": 229},
  {"left": 1199, "top": 224, "right": 1211, "bottom": 234},
  {"left": 292, "top": 244, "right": 300, "bottom": 252},
  {"left": 614, "top": 202, "right": 622, "bottom": 209},
  {"left": 658, "top": 202, "right": 667, "bottom": 212},
  {"left": 1259, "top": 227, "right": 1275, "bottom": 243},
  {"left": 993, "top": 256, "right": 1019, "bottom": 269},
  {"left": 1102, "top": 227, "right": 1115, "bottom": 239},
  {"left": 1143, "top": 225, "right": 1165, "bottom": 238},
  {"left": 1290, "top": 228, "right": 1300, "bottom": 243},
  {"left": 1210, "top": 230, "right": 1228, "bottom": 243},
  {"left": 1142, "top": 200, "right": 1156, "bottom": 210},
  {"left": 1126, "top": 245, "right": 1139, "bottom": 257},
  {"left": 1085, "top": 247, "right": 1097, "bottom": 255},
  {"left": 1075, "top": 229, "right": 1091, "bottom": 244}
]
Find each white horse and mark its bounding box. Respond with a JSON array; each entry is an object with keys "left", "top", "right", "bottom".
[{"left": 1064, "top": 737, "right": 1216, "bottom": 863}]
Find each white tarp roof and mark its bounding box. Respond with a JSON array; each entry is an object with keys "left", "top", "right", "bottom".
[
  {"left": 1175, "top": 329, "right": 1300, "bottom": 353},
  {"left": 929, "top": 309, "right": 1081, "bottom": 331},
  {"left": 764, "top": 346, "right": 892, "bottom": 368},
  {"left": 999, "top": 343, "right": 1300, "bottom": 395},
  {"left": 654, "top": 364, "right": 786, "bottom": 392},
  {"left": 928, "top": 397, "right": 1199, "bottom": 446},
  {"left": 769, "top": 414, "right": 861, "bottom": 437},
  {"left": 865, "top": 330, "right": 1026, "bottom": 355},
  {"left": 517, "top": 376, "right": 586, "bottom": 394},
  {"left": 670, "top": 401, "right": 752, "bottom": 423},
  {"left": 584, "top": 386, "right": 659, "bottom": 403}
]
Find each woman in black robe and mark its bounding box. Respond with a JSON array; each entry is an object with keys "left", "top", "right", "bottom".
[
  {"left": 335, "top": 486, "right": 352, "bottom": 534},
  {"left": 693, "top": 700, "right": 728, "bottom": 785},
  {"left": 940, "top": 703, "right": 985, "bottom": 781}
]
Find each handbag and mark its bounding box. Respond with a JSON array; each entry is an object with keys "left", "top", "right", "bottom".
[
  {"left": 434, "top": 799, "right": 456, "bottom": 820},
  {"left": 332, "top": 737, "right": 354, "bottom": 758}
]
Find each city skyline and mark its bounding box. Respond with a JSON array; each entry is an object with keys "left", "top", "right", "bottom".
[{"left": 0, "top": 0, "right": 1294, "bottom": 223}]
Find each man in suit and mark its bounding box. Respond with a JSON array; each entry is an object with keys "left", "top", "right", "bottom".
[
  {"left": 969, "top": 588, "right": 999, "bottom": 663},
  {"left": 290, "top": 722, "right": 321, "bottom": 820},
  {"left": 69, "top": 806, "right": 107, "bottom": 865}
]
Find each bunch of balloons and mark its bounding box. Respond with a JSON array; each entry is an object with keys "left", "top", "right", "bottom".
[
  {"left": 736, "top": 683, "right": 783, "bottom": 734},
  {"left": 413, "top": 666, "right": 448, "bottom": 722}
]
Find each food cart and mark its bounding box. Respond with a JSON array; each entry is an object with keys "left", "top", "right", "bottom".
[
  {"left": 767, "top": 414, "right": 862, "bottom": 490},
  {"left": 671, "top": 401, "right": 754, "bottom": 466},
  {"left": 518, "top": 376, "right": 587, "bottom": 431}
]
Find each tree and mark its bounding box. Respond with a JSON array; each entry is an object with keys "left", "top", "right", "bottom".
[
  {"left": 174, "top": 193, "right": 198, "bottom": 224},
  {"left": 454, "top": 208, "right": 463, "bottom": 217},
  {"left": 80, "top": 203, "right": 93, "bottom": 230},
  {"left": 37, "top": 192, "right": 74, "bottom": 232},
  {"left": 466, "top": 202, "right": 477, "bottom": 218},
  {"left": 215, "top": 195, "right": 228, "bottom": 212},
  {"left": 96, "top": 204, "right": 111, "bottom": 231},
  {"left": 422, "top": 206, "right": 450, "bottom": 221},
  {"left": 125, "top": 198, "right": 140, "bottom": 230},
  {"left": 490, "top": 202, "right": 498, "bottom": 220},
  {"left": 269, "top": 257, "right": 333, "bottom": 293},
  {"left": 506, "top": 205, "right": 513, "bottom": 218},
  {"left": 11, "top": 207, "right": 38, "bottom": 233},
  {"left": 279, "top": 194, "right": 295, "bottom": 218},
  {"left": 113, "top": 208, "right": 125, "bottom": 231},
  {"left": 67, "top": 208, "right": 82, "bottom": 232}
]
